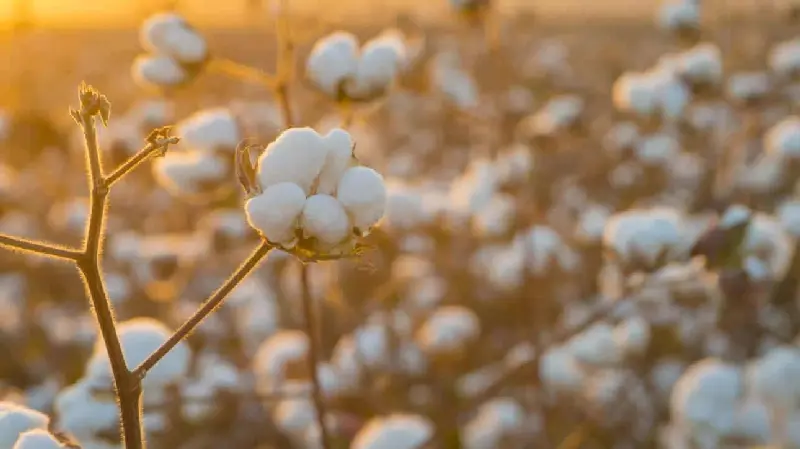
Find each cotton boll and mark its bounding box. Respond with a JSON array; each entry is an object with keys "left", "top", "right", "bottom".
[
  {"left": 747, "top": 346, "right": 800, "bottom": 411},
  {"left": 650, "top": 358, "right": 686, "bottom": 400},
  {"left": 658, "top": 0, "right": 700, "bottom": 32},
  {"left": 257, "top": 127, "right": 328, "bottom": 195},
  {"left": 306, "top": 32, "right": 359, "bottom": 97},
  {"left": 85, "top": 318, "right": 190, "bottom": 389},
  {"left": 12, "top": 430, "right": 64, "bottom": 449},
  {"left": 349, "top": 35, "right": 405, "bottom": 100},
  {"left": 473, "top": 194, "right": 516, "bottom": 238},
  {"left": 670, "top": 358, "right": 743, "bottom": 441},
  {"left": 539, "top": 346, "right": 586, "bottom": 393},
  {"left": 301, "top": 195, "right": 350, "bottom": 248},
  {"left": 432, "top": 58, "right": 480, "bottom": 111},
  {"left": 651, "top": 69, "right": 691, "bottom": 119},
  {"left": 245, "top": 182, "right": 306, "bottom": 245},
  {"left": 416, "top": 306, "right": 481, "bottom": 355},
  {"left": 316, "top": 128, "right": 355, "bottom": 195},
  {"left": 765, "top": 116, "right": 800, "bottom": 160},
  {"left": 519, "top": 225, "right": 579, "bottom": 276},
  {"left": 253, "top": 330, "right": 309, "bottom": 392},
  {"left": 176, "top": 108, "right": 240, "bottom": 154},
  {"left": 54, "top": 381, "right": 118, "bottom": 441},
  {"left": 140, "top": 13, "right": 207, "bottom": 63},
  {"left": 730, "top": 399, "right": 771, "bottom": 445},
  {"left": 567, "top": 322, "right": 622, "bottom": 366},
  {"left": 575, "top": 205, "right": 611, "bottom": 243},
  {"left": 152, "top": 150, "right": 227, "bottom": 197},
  {"left": 677, "top": 43, "right": 723, "bottom": 85},
  {"left": 0, "top": 403, "right": 49, "bottom": 449},
  {"left": 636, "top": 133, "right": 680, "bottom": 167},
  {"left": 132, "top": 54, "right": 188, "bottom": 90},
  {"left": 336, "top": 166, "right": 387, "bottom": 234},
  {"left": 769, "top": 39, "right": 800, "bottom": 77},
  {"left": 462, "top": 398, "right": 526, "bottom": 449},
  {"left": 352, "top": 414, "right": 434, "bottom": 449},
  {"left": 742, "top": 213, "right": 795, "bottom": 279},
  {"left": 272, "top": 398, "right": 317, "bottom": 440},
  {"left": 493, "top": 143, "right": 533, "bottom": 185},
  {"left": 778, "top": 200, "right": 800, "bottom": 237},
  {"left": 727, "top": 72, "right": 771, "bottom": 103},
  {"left": 613, "top": 316, "right": 651, "bottom": 356},
  {"left": 613, "top": 72, "right": 659, "bottom": 116},
  {"left": 603, "top": 207, "right": 683, "bottom": 270}
]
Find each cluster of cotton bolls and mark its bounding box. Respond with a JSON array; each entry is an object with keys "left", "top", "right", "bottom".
[{"left": 8, "top": 1, "right": 800, "bottom": 449}]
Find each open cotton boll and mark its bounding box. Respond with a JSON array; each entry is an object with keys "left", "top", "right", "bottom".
[
  {"left": 747, "top": 346, "right": 800, "bottom": 411},
  {"left": 742, "top": 213, "right": 795, "bottom": 279},
  {"left": 521, "top": 95, "right": 585, "bottom": 137},
  {"left": 306, "top": 31, "right": 359, "bottom": 97},
  {"left": 257, "top": 128, "right": 328, "bottom": 195},
  {"left": 416, "top": 305, "right": 481, "bottom": 354},
  {"left": 519, "top": 225, "right": 579, "bottom": 275},
  {"left": 575, "top": 205, "right": 611, "bottom": 243},
  {"left": 730, "top": 399, "right": 771, "bottom": 445},
  {"left": 245, "top": 182, "right": 307, "bottom": 245},
  {"left": 473, "top": 194, "right": 516, "bottom": 238},
  {"left": 462, "top": 398, "right": 526, "bottom": 449},
  {"left": 603, "top": 207, "right": 683, "bottom": 270},
  {"left": 613, "top": 316, "right": 651, "bottom": 356},
  {"left": 727, "top": 72, "right": 771, "bottom": 102},
  {"left": 566, "top": 322, "right": 623, "bottom": 366},
  {"left": 636, "top": 133, "right": 681, "bottom": 167},
  {"left": 657, "top": 0, "right": 700, "bottom": 31},
  {"left": 316, "top": 128, "right": 355, "bottom": 196},
  {"left": 140, "top": 13, "right": 207, "bottom": 63},
  {"left": 650, "top": 359, "right": 686, "bottom": 400},
  {"left": 132, "top": 54, "right": 188, "bottom": 90},
  {"left": 0, "top": 403, "right": 49, "bottom": 449},
  {"left": 539, "top": 346, "right": 586, "bottom": 393},
  {"left": 336, "top": 166, "right": 387, "bottom": 234},
  {"left": 12, "top": 429, "right": 64, "bottom": 449},
  {"left": 778, "top": 200, "right": 800, "bottom": 237},
  {"left": 86, "top": 318, "right": 190, "bottom": 388},
  {"left": 765, "top": 116, "right": 800, "bottom": 160},
  {"left": 431, "top": 53, "right": 480, "bottom": 111},
  {"left": 670, "top": 358, "right": 743, "bottom": 441},
  {"left": 493, "top": 143, "right": 533, "bottom": 185},
  {"left": 348, "top": 35, "right": 405, "bottom": 100},
  {"left": 769, "top": 39, "right": 800, "bottom": 77},
  {"left": 448, "top": 161, "right": 498, "bottom": 226},
  {"left": 176, "top": 108, "right": 240, "bottom": 153},
  {"left": 612, "top": 72, "right": 660, "bottom": 116},
  {"left": 301, "top": 195, "right": 350, "bottom": 248},
  {"left": 651, "top": 69, "right": 691, "bottom": 119},
  {"left": 273, "top": 398, "right": 318, "bottom": 439},
  {"left": 352, "top": 414, "right": 434, "bottom": 449},
  {"left": 253, "top": 330, "right": 309, "bottom": 391},
  {"left": 54, "top": 381, "right": 118, "bottom": 441},
  {"left": 153, "top": 150, "right": 226, "bottom": 192},
  {"left": 677, "top": 43, "right": 723, "bottom": 85}
]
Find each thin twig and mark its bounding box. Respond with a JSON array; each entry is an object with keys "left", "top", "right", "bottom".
[
  {"left": 132, "top": 240, "right": 274, "bottom": 379},
  {"left": 0, "top": 234, "right": 82, "bottom": 260},
  {"left": 208, "top": 58, "right": 279, "bottom": 89},
  {"left": 105, "top": 139, "right": 175, "bottom": 187}
]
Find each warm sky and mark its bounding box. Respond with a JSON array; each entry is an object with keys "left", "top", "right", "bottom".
[{"left": 0, "top": 0, "right": 780, "bottom": 28}]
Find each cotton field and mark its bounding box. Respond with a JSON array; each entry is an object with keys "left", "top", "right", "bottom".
[{"left": 1, "top": 1, "right": 800, "bottom": 449}]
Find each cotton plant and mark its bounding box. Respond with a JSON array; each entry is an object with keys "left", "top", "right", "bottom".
[
  {"left": 240, "top": 127, "right": 387, "bottom": 261},
  {"left": 153, "top": 108, "right": 241, "bottom": 200},
  {"left": 305, "top": 31, "right": 407, "bottom": 105},
  {"left": 132, "top": 12, "right": 209, "bottom": 90}
]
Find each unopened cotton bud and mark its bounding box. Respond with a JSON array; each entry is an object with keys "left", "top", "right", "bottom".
[
  {"left": 301, "top": 195, "right": 351, "bottom": 248},
  {"left": 132, "top": 54, "right": 188, "bottom": 89},
  {"left": 317, "top": 128, "right": 355, "bottom": 195},
  {"left": 246, "top": 182, "right": 307, "bottom": 244},
  {"left": 257, "top": 127, "right": 329, "bottom": 195},
  {"left": 306, "top": 32, "right": 359, "bottom": 97},
  {"left": 140, "top": 13, "right": 208, "bottom": 63},
  {"left": 336, "top": 166, "right": 387, "bottom": 234}
]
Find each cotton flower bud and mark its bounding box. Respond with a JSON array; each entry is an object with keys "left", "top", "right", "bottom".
[
  {"left": 257, "top": 127, "right": 329, "bottom": 195},
  {"left": 140, "top": 13, "right": 208, "bottom": 64},
  {"left": 301, "top": 195, "right": 351, "bottom": 248},
  {"left": 246, "top": 182, "right": 307, "bottom": 245},
  {"left": 132, "top": 54, "right": 189, "bottom": 90},
  {"left": 316, "top": 128, "right": 356, "bottom": 196},
  {"left": 336, "top": 166, "right": 387, "bottom": 235},
  {"left": 12, "top": 429, "right": 64, "bottom": 449}
]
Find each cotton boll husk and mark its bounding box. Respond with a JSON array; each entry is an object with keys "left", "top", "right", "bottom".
[
  {"left": 306, "top": 31, "right": 359, "bottom": 97},
  {"left": 416, "top": 305, "right": 481, "bottom": 355},
  {"left": 85, "top": 318, "right": 190, "bottom": 389},
  {"left": 257, "top": 127, "right": 328, "bottom": 195},
  {"left": 351, "top": 414, "right": 434, "bottom": 449},
  {"left": 245, "top": 182, "right": 307, "bottom": 245},
  {"left": 253, "top": 330, "right": 309, "bottom": 392},
  {"left": 316, "top": 128, "right": 355, "bottom": 196},
  {"left": 301, "top": 194, "right": 351, "bottom": 248},
  {"left": 336, "top": 166, "right": 387, "bottom": 234},
  {"left": 132, "top": 54, "right": 188, "bottom": 90},
  {"left": 176, "top": 108, "right": 240, "bottom": 153},
  {"left": 140, "top": 13, "right": 207, "bottom": 63},
  {"left": 0, "top": 403, "right": 49, "bottom": 449}
]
